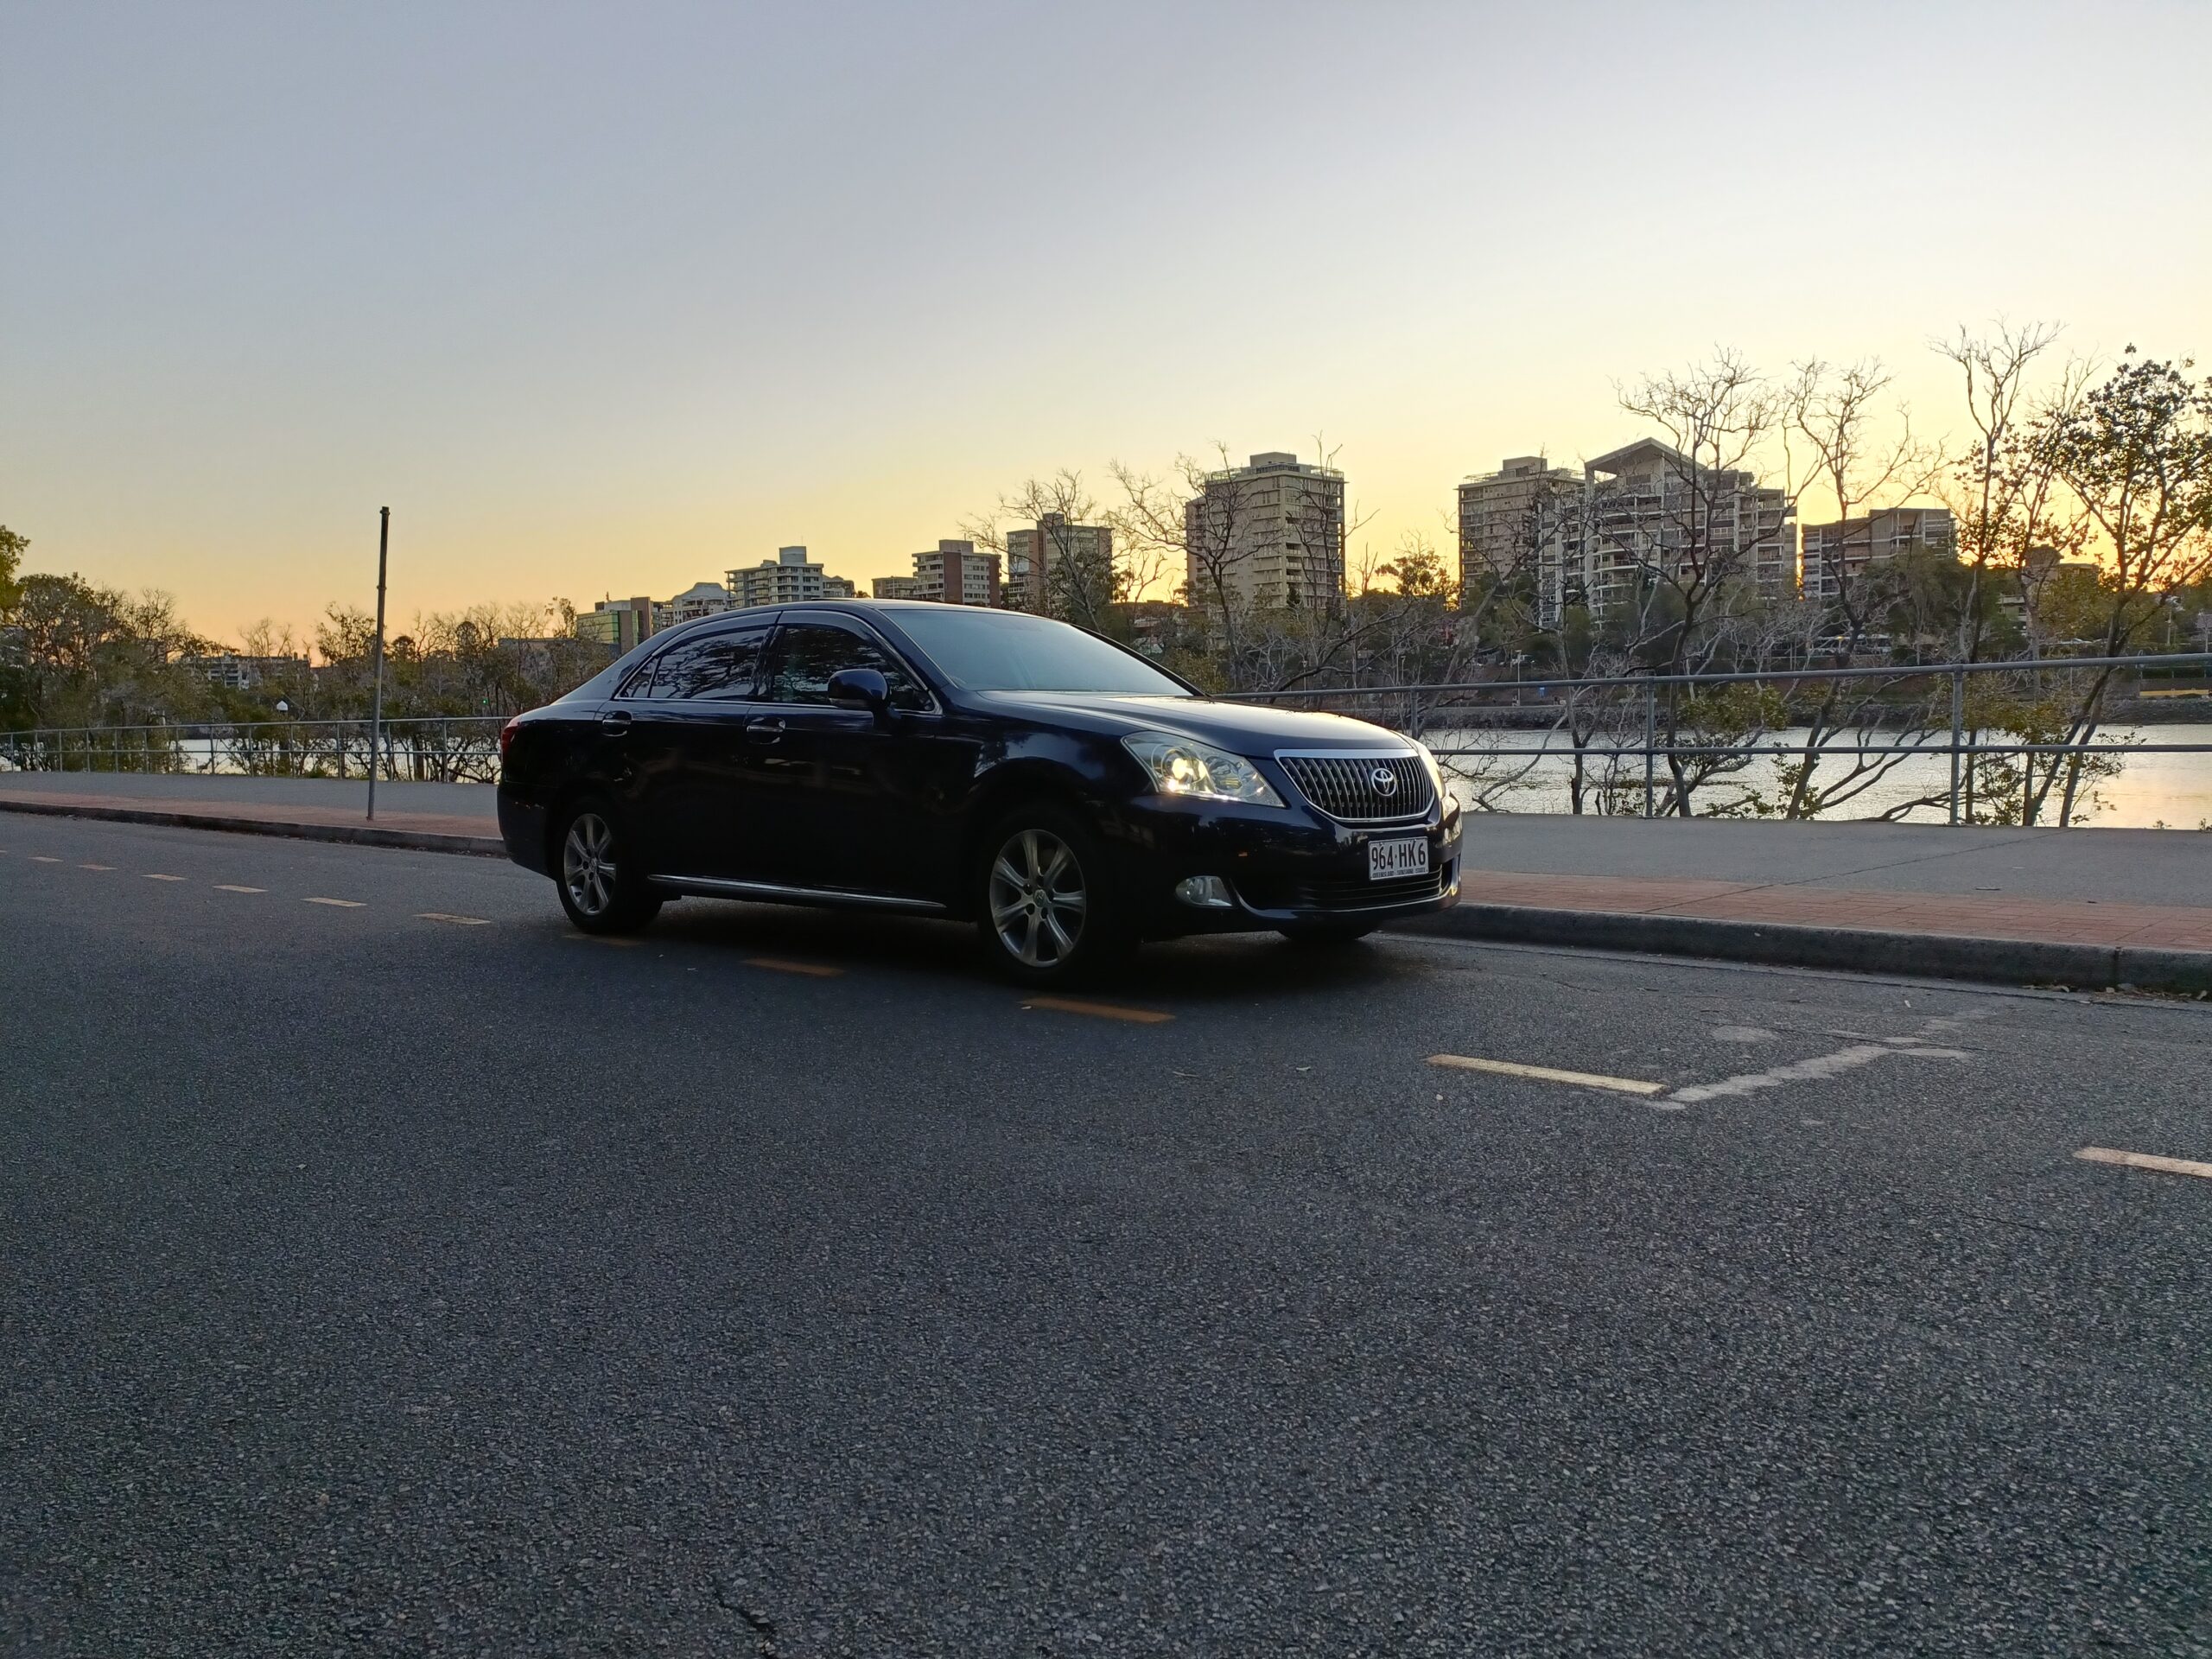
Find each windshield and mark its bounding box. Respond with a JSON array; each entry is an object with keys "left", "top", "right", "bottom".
[{"left": 889, "top": 608, "right": 1192, "bottom": 696}]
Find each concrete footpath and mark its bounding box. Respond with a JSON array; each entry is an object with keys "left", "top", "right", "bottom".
[{"left": 3, "top": 771, "right": 2208, "bottom": 993}]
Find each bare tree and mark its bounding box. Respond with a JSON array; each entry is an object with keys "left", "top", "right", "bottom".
[
  {"left": 1930, "top": 322, "right": 2080, "bottom": 661},
  {"left": 1586, "top": 351, "right": 1800, "bottom": 814},
  {"left": 1771, "top": 359, "right": 1949, "bottom": 819},
  {"left": 965, "top": 469, "right": 1154, "bottom": 628}
]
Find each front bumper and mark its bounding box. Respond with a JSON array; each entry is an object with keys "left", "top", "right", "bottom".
[{"left": 1108, "top": 792, "right": 1462, "bottom": 938}]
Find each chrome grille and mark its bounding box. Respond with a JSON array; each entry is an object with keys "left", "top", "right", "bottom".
[{"left": 1276, "top": 753, "right": 1433, "bottom": 823}]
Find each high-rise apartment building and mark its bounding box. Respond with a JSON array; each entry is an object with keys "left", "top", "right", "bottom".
[
  {"left": 872, "top": 575, "right": 925, "bottom": 600},
  {"left": 1799, "top": 508, "right": 1955, "bottom": 607},
  {"left": 1460, "top": 440, "right": 1796, "bottom": 624},
  {"left": 1182, "top": 452, "right": 1345, "bottom": 613},
  {"left": 1005, "top": 513, "right": 1113, "bottom": 613},
  {"left": 910, "top": 540, "right": 1003, "bottom": 607},
  {"left": 728, "top": 546, "right": 830, "bottom": 608},
  {"left": 1458, "top": 456, "right": 1583, "bottom": 613}
]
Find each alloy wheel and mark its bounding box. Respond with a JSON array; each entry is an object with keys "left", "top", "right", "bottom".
[
  {"left": 563, "top": 812, "right": 618, "bottom": 918},
  {"left": 988, "top": 827, "right": 1088, "bottom": 969}
]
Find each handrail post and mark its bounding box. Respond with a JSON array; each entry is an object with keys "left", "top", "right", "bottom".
[
  {"left": 1642, "top": 680, "right": 1656, "bottom": 820},
  {"left": 1948, "top": 667, "right": 1966, "bottom": 825},
  {"left": 367, "top": 506, "right": 390, "bottom": 822}
]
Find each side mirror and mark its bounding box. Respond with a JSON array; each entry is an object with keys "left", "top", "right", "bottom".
[{"left": 825, "top": 666, "right": 891, "bottom": 715}]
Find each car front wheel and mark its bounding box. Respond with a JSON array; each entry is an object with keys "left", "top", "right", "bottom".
[
  {"left": 976, "top": 804, "right": 1128, "bottom": 984},
  {"left": 555, "top": 801, "right": 663, "bottom": 935}
]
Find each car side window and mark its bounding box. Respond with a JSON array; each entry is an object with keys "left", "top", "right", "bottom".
[
  {"left": 764, "top": 622, "right": 928, "bottom": 711},
  {"left": 636, "top": 626, "right": 769, "bottom": 701}
]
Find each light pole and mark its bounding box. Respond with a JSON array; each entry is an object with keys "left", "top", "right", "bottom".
[{"left": 367, "top": 508, "right": 389, "bottom": 820}]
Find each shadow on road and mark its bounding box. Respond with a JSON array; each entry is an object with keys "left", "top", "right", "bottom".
[{"left": 634, "top": 897, "right": 1444, "bottom": 1005}]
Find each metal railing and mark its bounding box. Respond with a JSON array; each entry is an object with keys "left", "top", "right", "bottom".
[
  {"left": 1228, "top": 652, "right": 2212, "bottom": 824},
  {"left": 0, "top": 716, "right": 508, "bottom": 784},
  {"left": 5, "top": 653, "right": 2209, "bottom": 825}
]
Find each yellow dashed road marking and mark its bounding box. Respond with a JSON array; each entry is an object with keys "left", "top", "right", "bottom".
[
  {"left": 215, "top": 885, "right": 265, "bottom": 893},
  {"left": 303, "top": 896, "right": 365, "bottom": 908},
  {"left": 747, "top": 957, "right": 842, "bottom": 977},
  {"left": 1025, "top": 996, "right": 1174, "bottom": 1025},
  {"left": 1428, "top": 1053, "right": 1664, "bottom": 1096},
  {"left": 418, "top": 912, "right": 492, "bottom": 926},
  {"left": 2076, "top": 1147, "right": 2212, "bottom": 1181}
]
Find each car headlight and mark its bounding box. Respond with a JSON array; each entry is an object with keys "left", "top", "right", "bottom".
[
  {"left": 1412, "top": 739, "right": 1448, "bottom": 804},
  {"left": 1122, "top": 732, "right": 1284, "bottom": 807}
]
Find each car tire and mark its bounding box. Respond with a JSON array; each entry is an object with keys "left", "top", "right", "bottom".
[
  {"left": 975, "top": 802, "right": 1130, "bottom": 985},
  {"left": 1278, "top": 922, "right": 1379, "bottom": 947},
  {"left": 554, "top": 798, "right": 663, "bottom": 936}
]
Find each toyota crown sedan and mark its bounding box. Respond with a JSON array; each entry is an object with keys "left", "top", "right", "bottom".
[{"left": 497, "top": 600, "right": 1460, "bottom": 983}]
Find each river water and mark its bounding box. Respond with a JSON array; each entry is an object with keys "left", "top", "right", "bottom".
[{"left": 1430, "top": 721, "right": 2212, "bottom": 829}]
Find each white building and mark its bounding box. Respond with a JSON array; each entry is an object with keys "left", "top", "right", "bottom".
[
  {"left": 1182, "top": 451, "right": 1346, "bottom": 613},
  {"left": 185, "top": 652, "right": 309, "bottom": 691},
  {"left": 1576, "top": 439, "right": 1794, "bottom": 614},
  {"left": 728, "top": 546, "right": 830, "bottom": 608}
]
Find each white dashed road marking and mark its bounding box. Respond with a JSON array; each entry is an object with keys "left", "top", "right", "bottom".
[
  {"left": 215, "top": 885, "right": 265, "bottom": 893},
  {"left": 418, "top": 912, "right": 491, "bottom": 926},
  {"left": 303, "top": 897, "right": 365, "bottom": 908},
  {"left": 2076, "top": 1147, "right": 2212, "bottom": 1181},
  {"left": 30, "top": 855, "right": 61, "bottom": 863},
  {"left": 143, "top": 873, "right": 186, "bottom": 881},
  {"left": 78, "top": 863, "right": 114, "bottom": 871},
  {"left": 1668, "top": 1012, "right": 1981, "bottom": 1106},
  {"left": 1428, "top": 1054, "right": 1664, "bottom": 1096}
]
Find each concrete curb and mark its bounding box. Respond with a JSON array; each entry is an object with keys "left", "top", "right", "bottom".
[
  {"left": 0, "top": 797, "right": 505, "bottom": 858},
  {"left": 1393, "top": 902, "right": 2212, "bottom": 995}
]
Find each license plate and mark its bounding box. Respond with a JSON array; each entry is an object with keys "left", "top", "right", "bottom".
[{"left": 1368, "top": 836, "right": 1429, "bottom": 880}]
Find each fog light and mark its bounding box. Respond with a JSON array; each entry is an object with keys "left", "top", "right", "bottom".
[{"left": 1174, "top": 874, "right": 1235, "bottom": 910}]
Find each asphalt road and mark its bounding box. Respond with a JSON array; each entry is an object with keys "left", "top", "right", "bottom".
[{"left": 3, "top": 817, "right": 2209, "bottom": 1657}]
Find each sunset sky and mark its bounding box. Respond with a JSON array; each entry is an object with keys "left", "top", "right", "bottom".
[{"left": 5, "top": 1, "right": 2208, "bottom": 644}]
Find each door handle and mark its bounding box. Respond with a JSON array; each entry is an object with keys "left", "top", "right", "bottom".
[
  {"left": 745, "top": 718, "right": 786, "bottom": 744},
  {"left": 598, "top": 709, "right": 632, "bottom": 735}
]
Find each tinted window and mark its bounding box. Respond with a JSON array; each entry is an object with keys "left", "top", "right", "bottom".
[
  {"left": 887, "top": 607, "right": 1191, "bottom": 696},
  {"left": 641, "top": 626, "right": 767, "bottom": 700},
  {"left": 765, "top": 623, "right": 928, "bottom": 710}
]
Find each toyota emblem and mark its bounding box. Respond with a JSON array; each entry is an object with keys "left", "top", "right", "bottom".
[{"left": 1370, "top": 766, "right": 1398, "bottom": 797}]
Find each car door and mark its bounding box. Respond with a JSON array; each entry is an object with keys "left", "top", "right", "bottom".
[
  {"left": 611, "top": 618, "right": 773, "bottom": 878},
  {"left": 747, "top": 617, "right": 941, "bottom": 894}
]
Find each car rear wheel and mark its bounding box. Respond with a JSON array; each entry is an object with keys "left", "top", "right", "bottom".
[
  {"left": 976, "top": 804, "right": 1129, "bottom": 984},
  {"left": 555, "top": 800, "right": 663, "bottom": 935}
]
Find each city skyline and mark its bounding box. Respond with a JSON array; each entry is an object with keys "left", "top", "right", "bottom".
[{"left": 6, "top": 2, "right": 2208, "bottom": 639}]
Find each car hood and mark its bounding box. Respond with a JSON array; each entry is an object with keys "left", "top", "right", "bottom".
[{"left": 963, "top": 690, "right": 1414, "bottom": 753}]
